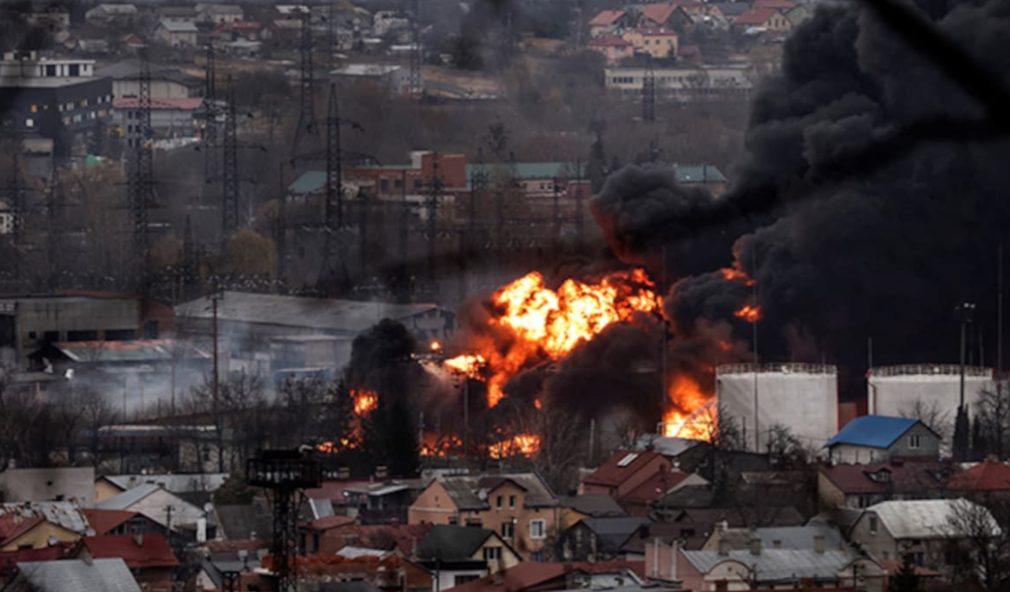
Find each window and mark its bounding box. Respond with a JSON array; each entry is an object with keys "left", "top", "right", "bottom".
[
  {"left": 509, "top": 495, "right": 516, "bottom": 509},
  {"left": 394, "top": 178, "right": 403, "bottom": 189},
  {"left": 496, "top": 495, "right": 503, "bottom": 509},
  {"left": 448, "top": 516, "right": 459, "bottom": 525},
  {"left": 531, "top": 551, "right": 544, "bottom": 562},
  {"left": 869, "top": 517, "right": 878, "bottom": 535},
  {"left": 530, "top": 519, "right": 546, "bottom": 539},
  {"left": 30, "top": 104, "right": 37, "bottom": 114},
  {"left": 501, "top": 522, "right": 513, "bottom": 539},
  {"left": 381, "top": 179, "right": 390, "bottom": 193},
  {"left": 414, "top": 179, "right": 423, "bottom": 189},
  {"left": 45, "top": 64, "right": 56, "bottom": 76},
  {"left": 69, "top": 64, "right": 79, "bottom": 76},
  {"left": 454, "top": 575, "right": 479, "bottom": 586},
  {"left": 909, "top": 434, "right": 921, "bottom": 449},
  {"left": 484, "top": 546, "right": 502, "bottom": 561}
]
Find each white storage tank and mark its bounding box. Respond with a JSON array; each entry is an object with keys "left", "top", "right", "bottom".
[
  {"left": 867, "top": 364, "right": 994, "bottom": 429},
  {"left": 716, "top": 363, "right": 838, "bottom": 452}
]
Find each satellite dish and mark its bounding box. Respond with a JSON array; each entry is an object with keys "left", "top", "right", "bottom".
[
  {"left": 64, "top": 368, "right": 74, "bottom": 380},
  {"left": 203, "top": 502, "right": 214, "bottom": 514},
  {"left": 477, "top": 488, "right": 488, "bottom": 501}
]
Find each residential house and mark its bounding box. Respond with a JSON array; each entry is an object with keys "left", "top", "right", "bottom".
[
  {"left": 94, "top": 473, "right": 229, "bottom": 504},
  {"left": 825, "top": 415, "right": 941, "bottom": 464},
  {"left": 96, "top": 483, "right": 212, "bottom": 539},
  {"left": 615, "top": 469, "right": 704, "bottom": 516},
  {"left": 415, "top": 525, "right": 521, "bottom": 589},
  {"left": 586, "top": 35, "right": 634, "bottom": 66},
  {"left": 156, "top": 6, "right": 198, "bottom": 24},
  {"left": 849, "top": 499, "right": 999, "bottom": 571},
  {"left": 556, "top": 517, "right": 652, "bottom": 561},
  {"left": 84, "top": 4, "right": 138, "bottom": 26},
  {"left": 331, "top": 64, "right": 412, "bottom": 98},
  {"left": 558, "top": 495, "right": 626, "bottom": 530},
  {"left": 700, "top": 524, "right": 846, "bottom": 553},
  {"left": 297, "top": 554, "right": 432, "bottom": 592},
  {"left": 818, "top": 460, "right": 948, "bottom": 509},
  {"left": 341, "top": 479, "right": 427, "bottom": 523},
  {"left": 948, "top": 460, "right": 1010, "bottom": 499},
  {"left": 580, "top": 450, "right": 671, "bottom": 500},
  {"left": 210, "top": 21, "right": 262, "bottom": 42},
  {"left": 648, "top": 507, "right": 806, "bottom": 551},
  {"left": 155, "top": 20, "right": 199, "bottom": 48},
  {"left": 408, "top": 474, "right": 559, "bottom": 561},
  {"left": 0, "top": 502, "right": 89, "bottom": 551},
  {"left": 27, "top": 5, "right": 70, "bottom": 32},
  {"left": 113, "top": 97, "right": 205, "bottom": 146},
  {"left": 6, "top": 558, "right": 142, "bottom": 592},
  {"left": 0, "top": 545, "right": 74, "bottom": 579},
  {"left": 77, "top": 534, "right": 179, "bottom": 592},
  {"left": 82, "top": 509, "right": 169, "bottom": 538},
  {"left": 638, "top": 1, "right": 698, "bottom": 30},
  {"left": 588, "top": 10, "right": 634, "bottom": 38},
  {"left": 658, "top": 542, "right": 885, "bottom": 591},
  {"left": 443, "top": 561, "right": 652, "bottom": 592},
  {"left": 213, "top": 504, "right": 273, "bottom": 543},
  {"left": 196, "top": 4, "right": 244, "bottom": 25},
  {"left": 733, "top": 7, "right": 792, "bottom": 32},
  {"left": 0, "top": 467, "right": 94, "bottom": 506},
  {"left": 707, "top": 3, "right": 749, "bottom": 23},
  {"left": 297, "top": 519, "right": 431, "bottom": 556},
  {"left": 305, "top": 478, "right": 375, "bottom": 516},
  {"left": 622, "top": 28, "right": 678, "bottom": 60},
  {"left": 784, "top": 3, "right": 814, "bottom": 27}
]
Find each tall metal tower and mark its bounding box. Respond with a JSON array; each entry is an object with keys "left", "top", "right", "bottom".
[
  {"left": 574, "top": 159, "right": 584, "bottom": 248},
  {"left": 552, "top": 175, "right": 561, "bottom": 250},
  {"left": 294, "top": 8, "right": 317, "bottom": 147},
  {"left": 47, "top": 168, "right": 65, "bottom": 291},
  {"left": 128, "top": 48, "right": 154, "bottom": 288},
  {"left": 203, "top": 42, "right": 220, "bottom": 182},
  {"left": 642, "top": 56, "right": 656, "bottom": 123},
  {"left": 181, "top": 215, "right": 198, "bottom": 301},
  {"left": 325, "top": 83, "right": 343, "bottom": 233},
  {"left": 247, "top": 450, "right": 322, "bottom": 592},
  {"left": 408, "top": 0, "right": 423, "bottom": 100},
  {"left": 8, "top": 148, "right": 24, "bottom": 282},
  {"left": 425, "top": 153, "right": 443, "bottom": 284},
  {"left": 221, "top": 78, "right": 239, "bottom": 244},
  {"left": 468, "top": 150, "right": 487, "bottom": 247}
]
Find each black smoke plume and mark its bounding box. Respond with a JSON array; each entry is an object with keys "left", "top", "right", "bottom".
[{"left": 593, "top": 0, "right": 1010, "bottom": 395}]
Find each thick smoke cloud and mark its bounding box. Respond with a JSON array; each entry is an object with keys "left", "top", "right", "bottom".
[{"left": 593, "top": 0, "right": 1010, "bottom": 391}]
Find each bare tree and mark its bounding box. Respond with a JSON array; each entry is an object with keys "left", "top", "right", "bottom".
[
  {"left": 974, "top": 382, "right": 1010, "bottom": 459},
  {"left": 901, "top": 399, "right": 953, "bottom": 442},
  {"left": 943, "top": 497, "right": 1010, "bottom": 591}
]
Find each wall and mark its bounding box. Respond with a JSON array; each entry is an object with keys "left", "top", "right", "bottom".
[
  {"left": 1, "top": 521, "right": 81, "bottom": 551},
  {"left": 112, "top": 79, "right": 194, "bottom": 100},
  {"left": 849, "top": 511, "right": 898, "bottom": 562},
  {"left": 469, "top": 534, "right": 522, "bottom": 572},
  {"left": 407, "top": 480, "right": 457, "bottom": 526},
  {"left": 830, "top": 444, "right": 889, "bottom": 465},
  {"left": 130, "top": 488, "right": 205, "bottom": 529},
  {"left": 94, "top": 480, "right": 124, "bottom": 504},
  {"left": 0, "top": 467, "right": 95, "bottom": 506},
  {"left": 435, "top": 568, "right": 486, "bottom": 591}
]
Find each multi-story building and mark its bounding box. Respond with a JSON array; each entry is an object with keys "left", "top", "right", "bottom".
[
  {"left": 113, "top": 96, "right": 204, "bottom": 147},
  {"left": 604, "top": 64, "right": 755, "bottom": 102},
  {"left": 622, "top": 28, "right": 679, "bottom": 60},
  {"left": 0, "top": 51, "right": 113, "bottom": 135}
]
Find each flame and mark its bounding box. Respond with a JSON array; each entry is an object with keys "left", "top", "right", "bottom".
[
  {"left": 489, "top": 434, "right": 541, "bottom": 459},
  {"left": 421, "top": 432, "right": 462, "bottom": 456},
  {"left": 316, "top": 439, "right": 351, "bottom": 453},
  {"left": 430, "top": 341, "right": 442, "bottom": 352},
  {"left": 353, "top": 388, "right": 378, "bottom": 415},
  {"left": 662, "top": 375, "right": 713, "bottom": 441},
  {"left": 534, "top": 399, "right": 542, "bottom": 410},
  {"left": 734, "top": 304, "right": 762, "bottom": 323},
  {"left": 720, "top": 265, "right": 755, "bottom": 286},
  {"left": 461, "top": 269, "right": 662, "bottom": 407},
  {"left": 444, "top": 354, "right": 486, "bottom": 378}
]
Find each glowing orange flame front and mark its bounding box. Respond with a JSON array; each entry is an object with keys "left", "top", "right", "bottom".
[
  {"left": 734, "top": 304, "right": 762, "bottom": 323},
  {"left": 489, "top": 434, "right": 541, "bottom": 459},
  {"left": 720, "top": 266, "right": 755, "bottom": 286},
  {"left": 352, "top": 388, "right": 378, "bottom": 415},
  {"left": 444, "top": 354, "right": 486, "bottom": 378},
  {"left": 662, "top": 375, "right": 713, "bottom": 441},
  {"left": 461, "top": 269, "right": 662, "bottom": 407}
]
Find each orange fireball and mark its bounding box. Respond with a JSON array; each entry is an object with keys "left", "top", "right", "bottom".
[
  {"left": 734, "top": 304, "right": 762, "bottom": 323},
  {"left": 352, "top": 388, "right": 378, "bottom": 415},
  {"left": 662, "top": 375, "right": 713, "bottom": 441},
  {"left": 489, "top": 434, "right": 541, "bottom": 459}
]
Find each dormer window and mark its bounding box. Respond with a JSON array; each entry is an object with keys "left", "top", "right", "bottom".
[{"left": 870, "top": 470, "right": 891, "bottom": 483}]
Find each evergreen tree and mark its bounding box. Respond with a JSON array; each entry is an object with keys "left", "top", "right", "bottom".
[{"left": 953, "top": 404, "right": 970, "bottom": 461}]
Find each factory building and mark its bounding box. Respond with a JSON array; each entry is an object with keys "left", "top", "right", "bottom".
[{"left": 716, "top": 363, "right": 838, "bottom": 452}]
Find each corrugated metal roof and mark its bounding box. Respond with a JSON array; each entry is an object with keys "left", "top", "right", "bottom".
[
  {"left": 15, "top": 558, "right": 141, "bottom": 592},
  {"left": 52, "top": 340, "right": 210, "bottom": 363},
  {"left": 682, "top": 548, "right": 856, "bottom": 581},
  {"left": 867, "top": 499, "right": 1000, "bottom": 539},
  {"left": 825, "top": 415, "right": 918, "bottom": 449},
  {"left": 105, "top": 473, "right": 227, "bottom": 494},
  {"left": 0, "top": 502, "right": 89, "bottom": 534},
  {"left": 96, "top": 484, "right": 161, "bottom": 511}
]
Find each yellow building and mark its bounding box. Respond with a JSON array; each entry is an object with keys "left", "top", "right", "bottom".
[
  {"left": 0, "top": 516, "right": 81, "bottom": 551},
  {"left": 622, "top": 27, "right": 679, "bottom": 60}
]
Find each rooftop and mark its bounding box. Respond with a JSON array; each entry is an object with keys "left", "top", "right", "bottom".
[
  {"left": 948, "top": 460, "right": 1010, "bottom": 492},
  {"left": 112, "top": 97, "right": 204, "bottom": 111},
  {"left": 103, "top": 473, "right": 228, "bottom": 494},
  {"left": 825, "top": 415, "right": 923, "bottom": 449},
  {"left": 867, "top": 499, "right": 1000, "bottom": 539},
  {"left": 436, "top": 473, "right": 558, "bottom": 511},
  {"left": 83, "top": 534, "right": 179, "bottom": 569},
  {"left": 158, "top": 19, "right": 198, "bottom": 32},
  {"left": 681, "top": 548, "right": 859, "bottom": 582},
  {"left": 415, "top": 524, "right": 498, "bottom": 561},
  {"left": 41, "top": 340, "right": 210, "bottom": 363},
  {"left": 819, "top": 461, "right": 946, "bottom": 494},
  {"left": 734, "top": 7, "right": 783, "bottom": 25},
  {"left": 588, "top": 10, "right": 628, "bottom": 27},
  {"left": 583, "top": 450, "right": 665, "bottom": 487},
  {"left": 14, "top": 558, "right": 141, "bottom": 592}
]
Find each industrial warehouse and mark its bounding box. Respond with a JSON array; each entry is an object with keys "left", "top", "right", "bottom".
[{"left": 1, "top": 0, "right": 1009, "bottom": 591}]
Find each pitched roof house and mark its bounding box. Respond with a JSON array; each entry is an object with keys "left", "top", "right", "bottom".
[
  {"left": 97, "top": 483, "right": 210, "bottom": 537},
  {"left": 818, "top": 461, "right": 948, "bottom": 510},
  {"left": 733, "top": 7, "right": 792, "bottom": 31},
  {"left": 8, "top": 558, "right": 142, "bottom": 592},
  {"left": 825, "top": 415, "right": 940, "bottom": 464},
  {"left": 580, "top": 450, "right": 671, "bottom": 500},
  {"left": 556, "top": 517, "right": 653, "bottom": 561},
  {"left": 588, "top": 10, "right": 634, "bottom": 37},
  {"left": 415, "top": 525, "right": 521, "bottom": 590},
  {"left": 947, "top": 460, "right": 1010, "bottom": 495},
  {"left": 78, "top": 534, "right": 179, "bottom": 592}
]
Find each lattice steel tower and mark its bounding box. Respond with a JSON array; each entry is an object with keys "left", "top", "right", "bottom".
[
  {"left": 642, "top": 56, "right": 656, "bottom": 123},
  {"left": 128, "top": 49, "right": 154, "bottom": 289},
  {"left": 294, "top": 9, "right": 317, "bottom": 147},
  {"left": 221, "top": 78, "right": 239, "bottom": 243}
]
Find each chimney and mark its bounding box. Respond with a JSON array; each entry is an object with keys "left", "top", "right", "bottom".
[
  {"left": 134, "top": 533, "right": 144, "bottom": 547},
  {"left": 376, "top": 466, "right": 388, "bottom": 480},
  {"left": 748, "top": 537, "right": 762, "bottom": 555},
  {"left": 717, "top": 537, "right": 729, "bottom": 556},
  {"left": 813, "top": 535, "right": 825, "bottom": 554},
  {"left": 670, "top": 539, "right": 680, "bottom": 581}
]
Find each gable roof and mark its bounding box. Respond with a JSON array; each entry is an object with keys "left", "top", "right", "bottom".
[
  {"left": 450, "top": 562, "right": 567, "bottom": 592},
  {"left": 681, "top": 548, "right": 860, "bottom": 581},
  {"left": 158, "top": 19, "right": 198, "bottom": 32},
  {"left": 0, "top": 515, "right": 45, "bottom": 546},
  {"left": 0, "top": 502, "right": 90, "bottom": 535},
  {"left": 14, "top": 558, "right": 141, "bottom": 592},
  {"left": 825, "top": 415, "right": 922, "bottom": 449},
  {"left": 948, "top": 461, "right": 1010, "bottom": 492},
  {"left": 561, "top": 494, "right": 627, "bottom": 518},
  {"left": 0, "top": 544, "right": 74, "bottom": 577},
  {"left": 589, "top": 10, "right": 628, "bottom": 26},
  {"left": 583, "top": 450, "right": 665, "bottom": 487},
  {"left": 103, "top": 473, "right": 228, "bottom": 494},
  {"left": 709, "top": 2, "right": 749, "bottom": 17},
  {"left": 414, "top": 525, "right": 499, "bottom": 561},
  {"left": 819, "top": 461, "right": 946, "bottom": 495},
  {"left": 96, "top": 483, "right": 163, "bottom": 510},
  {"left": 577, "top": 517, "right": 653, "bottom": 553},
  {"left": 866, "top": 499, "right": 1000, "bottom": 539},
  {"left": 733, "top": 7, "right": 782, "bottom": 25},
  {"left": 618, "top": 469, "right": 692, "bottom": 506},
  {"left": 81, "top": 509, "right": 138, "bottom": 536},
  {"left": 435, "top": 474, "right": 557, "bottom": 511},
  {"left": 640, "top": 1, "right": 694, "bottom": 25},
  {"left": 82, "top": 534, "right": 179, "bottom": 569}
]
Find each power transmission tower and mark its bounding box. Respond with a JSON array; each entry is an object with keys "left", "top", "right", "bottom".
[
  {"left": 642, "top": 56, "right": 656, "bottom": 123},
  {"left": 325, "top": 83, "right": 344, "bottom": 234},
  {"left": 203, "top": 42, "right": 220, "bottom": 182},
  {"left": 294, "top": 8, "right": 317, "bottom": 147},
  {"left": 47, "top": 168, "right": 65, "bottom": 291},
  {"left": 181, "top": 215, "right": 198, "bottom": 301},
  {"left": 276, "top": 163, "right": 288, "bottom": 291},
  {"left": 574, "top": 159, "right": 584, "bottom": 248},
  {"left": 569, "top": 0, "right": 583, "bottom": 48},
  {"left": 128, "top": 48, "right": 154, "bottom": 290},
  {"left": 408, "top": 0, "right": 422, "bottom": 100},
  {"left": 425, "top": 153, "right": 443, "bottom": 285},
  {"left": 221, "top": 78, "right": 239, "bottom": 245},
  {"left": 8, "top": 148, "right": 24, "bottom": 282}
]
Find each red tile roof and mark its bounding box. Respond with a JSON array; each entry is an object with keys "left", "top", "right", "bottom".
[
  {"left": 82, "top": 509, "right": 138, "bottom": 536},
  {"left": 734, "top": 7, "right": 782, "bottom": 25},
  {"left": 819, "top": 462, "right": 946, "bottom": 495},
  {"left": 112, "top": 97, "right": 204, "bottom": 110},
  {"left": 83, "top": 534, "right": 180, "bottom": 569},
  {"left": 0, "top": 515, "right": 44, "bottom": 546},
  {"left": 304, "top": 479, "right": 372, "bottom": 502},
  {"left": 640, "top": 1, "right": 698, "bottom": 25},
  {"left": 588, "top": 10, "right": 627, "bottom": 27},
  {"left": 618, "top": 469, "right": 691, "bottom": 505},
  {"left": 587, "top": 35, "right": 633, "bottom": 48},
  {"left": 0, "top": 544, "right": 74, "bottom": 576},
  {"left": 327, "top": 523, "right": 433, "bottom": 554},
  {"left": 583, "top": 450, "right": 666, "bottom": 487},
  {"left": 753, "top": 0, "right": 796, "bottom": 9},
  {"left": 948, "top": 461, "right": 1010, "bottom": 492},
  {"left": 304, "top": 515, "right": 356, "bottom": 531}
]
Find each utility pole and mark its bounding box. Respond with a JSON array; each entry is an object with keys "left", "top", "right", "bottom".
[
  {"left": 294, "top": 8, "right": 317, "bottom": 148},
  {"left": 276, "top": 163, "right": 288, "bottom": 291},
  {"left": 953, "top": 301, "right": 976, "bottom": 461},
  {"left": 181, "top": 216, "right": 198, "bottom": 302},
  {"left": 212, "top": 290, "right": 223, "bottom": 473},
  {"left": 324, "top": 83, "right": 344, "bottom": 243},
  {"left": 203, "top": 42, "right": 219, "bottom": 182},
  {"left": 642, "top": 55, "right": 656, "bottom": 123},
  {"left": 128, "top": 48, "right": 154, "bottom": 292},
  {"left": 221, "top": 77, "right": 239, "bottom": 245}
]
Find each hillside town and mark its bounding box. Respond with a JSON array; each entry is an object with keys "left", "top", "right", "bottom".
[{"left": 2, "top": 0, "right": 1010, "bottom": 591}]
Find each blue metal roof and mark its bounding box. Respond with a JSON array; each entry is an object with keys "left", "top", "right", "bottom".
[{"left": 824, "top": 415, "right": 918, "bottom": 449}]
